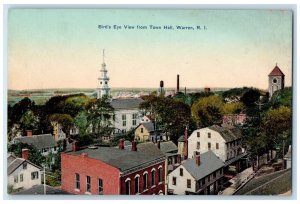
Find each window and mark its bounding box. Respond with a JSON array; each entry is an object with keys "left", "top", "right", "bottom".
[
  {"left": 208, "top": 132, "right": 211, "bottom": 138},
  {"left": 216, "top": 143, "right": 219, "bottom": 149},
  {"left": 54, "top": 147, "right": 57, "bottom": 151},
  {"left": 122, "top": 114, "right": 127, "bottom": 127},
  {"left": 100, "top": 81, "right": 102, "bottom": 84},
  {"left": 151, "top": 170, "right": 155, "bottom": 186},
  {"left": 134, "top": 176, "right": 139, "bottom": 194},
  {"left": 20, "top": 174, "right": 23, "bottom": 182},
  {"left": 125, "top": 179, "right": 131, "bottom": 195},
  {"left": 213, "top": 172, "right": 216, "bottom": 179},
  {"left": 98, "top": 178, "right": 103, "bottom": 194},
  {"left": 180, "top": 168, "right": 183, "bottom": 176},
  {"left": 141, "top": 128, "right": 144, "bottom": 133},
  {"left": 23, "top": 162, "right": 27, "bottom": 170},
  {"left": 143, "top": 173, "right": 148, "bottom": 190},
  {"left": 220, "top": 169, "right": 223, "bottom": 175},
  {"left": 31, "top": 171, "right": 39, "bottom": 180},
  {"left": 202, "top": 179, "right": 205, "bottom": 186},
  {"left": 86, "top": 176, "right": 91, "bottom": 192},
  {"left": 105, "top": 81, "right": 107, "bottom": 84},
  {"left": 14, "top": 175, "right": 18, "bottom": 183},
  {"left": 197, "top": 132, "right": 200, "bottom": 137},
  {"left": 132, "top": 113, "right": 137, "bottom": 126},
  {"left": 208, "top": 174, "right": 210, "bottom": 182},
  {"left": 208, "top": 142, "right": 211, "bottom": 149},
  {"left": 76, "top": 173, "right": 80, "bottom": 189},
  {"left": 172, "top": 177, "right": 177, "bottom": 185},
  {"left": 158, "top": 168, "right": 162, "bottom": 183},
  {"left": 187, "top": 179, "right": 191, "bottom": 188},
  {"left": 197, "top": 142, "right": 200, "bottom": 150}
]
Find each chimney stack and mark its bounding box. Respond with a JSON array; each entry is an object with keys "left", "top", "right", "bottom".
[
  {"left": 177, "top": 154, "right": 182, "bottom": 164},
  {"left": 157, "top": 140, "right": 161, "bottom": 149},
  {"left": 26, "top": 130, "right": 33, "bottom": 137},
  {"left": 131, "top": 141, "right": 137, "bottom": 151},
  {"left": 72, "top": 140, "right": 79, "bottom": 152},
  {"left": 119, "top": 139, "right": 125, "bottom": 150},
  {"left": 22, "top": 149, "right": 29, "bottom": 160},
  {"left": 177, "top": 74, "right": 180, "bottom": 93},
  {"left": 194, "top": 151, "right": 200, "bottom": 166}
]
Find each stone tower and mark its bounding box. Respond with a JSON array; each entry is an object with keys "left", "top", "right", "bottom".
[
  {"left": 97, "top": 50, "right": 110, "bottom": 99},
  {"left": 268, "top": 63, "right": 285, "bottom": 97}
]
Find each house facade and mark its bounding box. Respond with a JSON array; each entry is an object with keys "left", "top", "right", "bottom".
[
  {"left": 7, "top": 149, "right": 42, "bottom": 191},
  {"left": 61, "top": 140, "right": 166, "bottom": 195},
  {"left": 167, "top": 151, "right": 224, "bottom": 195},
  {"left": 111, "top": 98, "right": 144, "bottom": 133},
  {"left": 134, "top": 122, "right": 155, "bottom": 142},
  {"left": 52, "top": 121, "right": 79, "bottom": 141}
]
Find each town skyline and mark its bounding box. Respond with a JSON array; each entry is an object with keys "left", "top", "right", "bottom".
[{"left": 8, "top": 9, "right": 292, "bottom": 90}]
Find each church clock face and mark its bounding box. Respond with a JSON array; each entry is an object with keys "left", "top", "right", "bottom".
[{"left": 272, "top": 78, "right": 278, "bottom": 84}]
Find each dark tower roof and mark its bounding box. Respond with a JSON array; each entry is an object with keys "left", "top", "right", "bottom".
[{"left": 269, "top": 65, "right": 285, "bottom": 76}]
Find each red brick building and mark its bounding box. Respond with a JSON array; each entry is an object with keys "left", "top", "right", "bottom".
[{"left": 61, "top": 140, "right": 166, "bottom": 195}]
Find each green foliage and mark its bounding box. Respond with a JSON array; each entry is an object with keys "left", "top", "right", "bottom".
[
  {"left": 240, "top": 88, "right": 261, "bottom": 107},
  {"left": 74, "top": 111, "right": 88, "bottom": 135},
  {"left": 8, "top": 143, "right": 45, "bottom": 166},
  {"left": 20, "top": 110, "right": 39, "bottom": 131},
  {"left": 86, "top": 95, "right": 115, "bottom": 135},
  {"left": 111, "top": 128, "right": 135, "bottom": 146},
  {"left": 191, "top": 95, "right": 224, "bottom": 127},
  {"left": 49, "top": 113, "right": 74, "bottom": 138},
  {"left": 46, "top": 170, "right": 61, "bottom": 187},
  {"left": 223, "top": 102, "right": 244, "bottom": 114},
  {"left": 222, "top": 87, "right": 250, "bottom": 98},
  {"left": 269, "top": 87, "right": 292, "bottom": 109}
]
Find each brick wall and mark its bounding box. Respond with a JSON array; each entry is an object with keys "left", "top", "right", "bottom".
[
  {"left": 120, "top": 161, "right": 165, "bottom": 195},
  {"left": 61, "top": 153, "right": 120, "bottom": 195}
]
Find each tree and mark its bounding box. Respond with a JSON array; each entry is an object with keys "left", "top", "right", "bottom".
[
  {"left": 240, "top": 88, "right": 261, "bottom": 107},
  {"left": 8, "top": 143, "right": 45, "bottom": 166},
  {"left": 19, "top": 110, "right": 39, "bottom": 132},
  {"left": 74, "top": 111, "right": 88, "bottom": 135},
  {"left": 191, "top": 95, "right": 224, "bottom": 127},
  {"left": 86, "top": 95, "right": 115, "bottom": 136},
  {"left": 49, "top": 114, "right": 74, "bottom": 138}
]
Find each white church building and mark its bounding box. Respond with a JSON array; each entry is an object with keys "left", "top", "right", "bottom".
[{"left": 96, "top": 50, "right": 143, "bottom": 133}]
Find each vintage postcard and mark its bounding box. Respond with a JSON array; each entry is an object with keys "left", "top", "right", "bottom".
[{"left": 6, "top": 8, "right": 293, "bottom": 196}]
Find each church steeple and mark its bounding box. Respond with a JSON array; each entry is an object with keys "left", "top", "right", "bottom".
[{"left": 97, "top": 49, "right": 110, "bottom": 99}]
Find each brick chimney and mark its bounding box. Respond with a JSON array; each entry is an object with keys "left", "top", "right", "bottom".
[
  {"left": 157, "top": 140, "right": 161, "bottom": 149},
  {"left": 194, "top": 151, "right": 200, "bottom": 166},
  {"left": 26, "top": 130, "right": 33, "bottom": 137},
  {"left": 81, "top": 152, "right": 88, "bottom": 158},
  {"left": 119, "top": 139, "right": 125, "bottom": 150},
  {"left": 72, "top": 141, "right": 79, "bottom": 152},
  {"left": 131, "top": 141, "right": 137, "bottom": 151},
  {"left": 177, "top": 154, "right": 181, "bottom": 164},
  {"left": 22, "top": 149, "right": 29, "bottom": 160}
]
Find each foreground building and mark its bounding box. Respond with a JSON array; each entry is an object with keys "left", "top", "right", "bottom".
[
  {"left": 7, "top": 149, "right": 42, "bottom": 192},
  {"left": 167, "top": 151, "right": 224, "bottom": 195},
  {"left": 61, "top": 140, "right": 166, "bottom": 195}
]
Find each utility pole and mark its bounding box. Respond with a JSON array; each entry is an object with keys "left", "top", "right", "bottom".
[{"left": 44, "top": 165, "right": 46, "bottom": 195}]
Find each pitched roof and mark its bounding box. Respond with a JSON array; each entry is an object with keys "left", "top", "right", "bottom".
[
  {"left": 142, "top": 122, "right": 155, "bottom": 132},
  {"left": 14, "top": 185, "right": 70, "bottom": 195},
  {"left": 182, "top": 151, "right": 224, "bottom": 180},
  {"left": 66, "top": 146, "right": 165, "bottom": 173},
  {"left": 14, "top": 134, "right": 57, "bottom": 149},
  {"left": 159, "top": 141, "right": 178, "bottom": 153},
  {"left": 7, "top": 158, "right": 42, "bottom": 175},
  {"left": 208, "top": 125, "right": 242, "bottom": 142},
  {"left": 178, "top": 135, "right": 185, "bottom": 142},
  {"left": 268, "top": 65, "right": 285, "bottom": 76},
  {"left": 137, "top": 142, "right": 165, "bottom": 157},
  {"left": 110, "top": 98, "right": 144, "bottom": 110}
]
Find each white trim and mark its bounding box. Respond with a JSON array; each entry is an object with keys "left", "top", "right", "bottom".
[
  {"left": 125, "top": 177, "right": 131, "bottom": 182},
  {"left": 134, "top": 174, "right": 140, "bottom": 178},
  {"left": 143, "top": 171, "right": 148, "bottom": 175},
  {"left": 151, "top": 168, "right": 156, "bottom": 172},
  {"left": 158, "top": 165, "right": 162, "bottom": 169},
  {"left": 158, "top": 190, "right": 164, "bottom": 195}
]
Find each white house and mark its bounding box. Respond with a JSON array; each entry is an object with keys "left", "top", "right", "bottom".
[
  {"left": 7, "top": 150, "right": 42, "bottom": 192},
  {"left": 167, "top": 151, "right": 224, "bottom": 195},
  {"left": 188, "top": 125, "right": 247, "bottom": 173},
  {"left": 111, "top": 98, "right": 144, "bottom": 133}
]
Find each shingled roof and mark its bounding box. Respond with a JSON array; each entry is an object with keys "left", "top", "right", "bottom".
[
  {"left": 182, "top": 151, "right": 224, "bottom": 180},
  {"left": 110, "top": 98, "right": 144, "bottom": 110},
  {"left": 14, "top": 134, "right": 57, "bottom": 149},
  {"left": 8, "top": 158, "right": 41, "bottom": 175},
  {"left": 269, "top": 65, "right": 285, "bottom": 76},
  {"left": 159, "top": 141, "right": 178, "bottom": 154},
  {"left": 208, "top": 125, "right": 242, "bottom": 142},
  {"left": 66, "top": 146, "right": 165, "bottom": 173}
]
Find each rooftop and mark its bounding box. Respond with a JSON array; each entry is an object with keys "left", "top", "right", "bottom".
[
  {"left": 208, "top": 125, "right": 242, "bottom": 142},
  {"left": 182, "top": 150, "right": 224, "bottom": 180},
  {"left": 66, "top": 145, "right": 165, "bottom": 173},
  {"left": 14, "top": 185, "right": 70, "bottom": 195},
  {"left": 8, "top": 157, "right": 41, "bottom": 175},
  {"left": 14, "top": 134, "right": 57, "bottom": 149},
  {"left": 159, "top": 141, "right": 178, "bottom": 154},
  {"left": 269, "top": 65, "right": 285, "bottom": 76},
  {"left": 110, "top": 98, "right": 144, "bottom": 110}
]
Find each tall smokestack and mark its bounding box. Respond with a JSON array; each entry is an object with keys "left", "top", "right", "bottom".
[
  {"left": 26, "top": 130, "right": 33, "bottom": 137},
  {"left": 119, "top": 139, "right": 125, "bottom": 150},
  {"left": 177, "top": 75, "right": 180, "bottom": 93}
]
